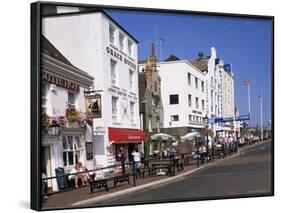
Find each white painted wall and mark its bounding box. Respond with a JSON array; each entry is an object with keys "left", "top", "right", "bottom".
[
  {"left": 157, "top": 60, "right": 206, "bottom": 130},
  {"left": 43, "top": 11, "right": 140, "bottom": 167}
]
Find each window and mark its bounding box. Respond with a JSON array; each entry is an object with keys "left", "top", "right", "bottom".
[
  {"left": 128, "top": 39, "right": 133, "bottom": 57},
  {"left": 211, "top": 76, "right": 214, "bottom": 84},
  {"left": 68, "top": 91, "right": 75, "bottom": 106},
  {"left": 202, "top": 100, "right": 205, "bottom": 110},
  {"left": 62, "top": 136, "right": 82, "bottom": 167},
  {"left": 188, "top": 73, "right": 191, "bottom": 85},
  {"left": 201, "top": 81, "right": 204, "bottom": 92},
  {"left": 110, "top": 60, "right": 117, "bottom": 85},
  {"left": 171, "top": 115, "right": 179, "bottom": 121},
  {"left": 189, "top": 115, "right": 192, "bottom": 121},
  {"left": 169, "top": 94, "right": 179, "bottom": 104},
  {"left": 195, "top": 77, "right": 198, "bottom": 89},
  {"left": 129, "top": 69, "right": 134, "bottom": 91},
  {"left": 130, "top": 101, "right": 135, "bottom": 123},
  {"left": 119, "top": 33, "right": 124, "bottom": 51},
  {"left": 195, "top": 97, "right": 199, "bottom": 109},
  {"left": 42, "top": 83, "right": 47, "bottom": 113},
  {"left": 112, "top": 96, "right": 118, "bottom": 121},
  {"left": 188, "top": 94, "right": 192, "bottom": 107},
  {"left": 109, "top": 24, "right": 115, "bottom": 44}
]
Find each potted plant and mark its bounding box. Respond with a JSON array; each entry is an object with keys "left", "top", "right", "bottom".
[{"left": 41, "top": 113, "right": 50, "bottom": 133}]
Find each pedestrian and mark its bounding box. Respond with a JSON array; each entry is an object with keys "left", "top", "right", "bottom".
[
  {"left": 42, "top": 172, "right": 48, "bottom": 200},
  {"left": 132, "top": 148, "right": 141, "bottom": 175},
  {"left": 199, "top": 144, "right": 207, "bottom": 163},
  {"left": 118, "top": 147, "right": 126, "bottom": 174}
]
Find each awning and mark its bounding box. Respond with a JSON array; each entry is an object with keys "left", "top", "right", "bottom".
[{"left": 108, "top": 128, "right": 147, "bottom": 143}]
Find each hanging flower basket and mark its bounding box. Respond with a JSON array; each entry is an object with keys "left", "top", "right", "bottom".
[{"left": 41, "top": 113, "right": 50, "bottom": 133}]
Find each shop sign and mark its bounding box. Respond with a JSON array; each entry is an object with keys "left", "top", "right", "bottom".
[
  {"left": 86, "top": 94, "right": 102, "bottom": 118},
  {"left": 42, "top": 71, "right": 80, "bottom": 92},
  {"left": 192, "top": 110, "right": 202, "bottom": 115},
  {"left": 106, "top": 46, "right": 136, "bottom": 70}
]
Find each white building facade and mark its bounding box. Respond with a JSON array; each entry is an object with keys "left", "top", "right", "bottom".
[
  {"left": 42, "top": 10, "right": 146, "bottom": 172},
  {"left": 41, "top": 36, "right": 94, "bottom": 191},
  {"left": 139, "top": 58, "right": 207, "bottom": 139}
]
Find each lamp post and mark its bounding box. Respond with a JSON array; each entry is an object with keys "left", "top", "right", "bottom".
[{"left": 203, "top": 115, "right": 209, "bottom": 162}]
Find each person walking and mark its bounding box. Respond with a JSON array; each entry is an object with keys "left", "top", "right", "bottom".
[
  {"left": 118, "top": 147, "right": 126, "bottom": 174},
  {"left": 132, "top": 148, "right": 141, "bottom": 175}
]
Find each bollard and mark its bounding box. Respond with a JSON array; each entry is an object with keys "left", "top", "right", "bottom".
[
  {"left": 132, "top": 161, "right": 136, "bottom": 187},
  {"left": 197, "top": 149, "right": 200, "bottom": 168},
  {"left": 212, "top": 145, "right": 214, "bottom": 162}
]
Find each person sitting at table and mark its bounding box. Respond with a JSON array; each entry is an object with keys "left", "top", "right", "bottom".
[
  {"left": 68, "top": 162, "right": 89, "bottom": 189},
  {"left": 78, "top": 162, "right": 92, "bottom": 184}
]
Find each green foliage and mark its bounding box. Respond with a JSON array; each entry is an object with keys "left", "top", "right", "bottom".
[
  {"left": 65, "top": 106, "right": 80, "bottom": 122},
  {"left": 41, "top": 113, "right": 50, "bottom": 132}
]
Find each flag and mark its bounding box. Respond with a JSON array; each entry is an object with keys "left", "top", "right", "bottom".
[
  {"left": 243, "top": 80, "right": 249, "bottom": 86},
  {"left": 224, "top": 64, "right": 231, "bottom": 71},
  {"left": 215, "top": 58, "right": 220, "bottom": 65}
]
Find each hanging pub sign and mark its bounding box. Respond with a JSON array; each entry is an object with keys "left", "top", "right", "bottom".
[
  {"left": 86, "top": 94, "right": 102, "bottom": 118},
  {"left": 85, "top": 142, "right": 93, "bottom": 160}
]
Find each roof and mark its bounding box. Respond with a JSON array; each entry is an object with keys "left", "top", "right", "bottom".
[
  {"left": 164, "top": 54, "right": 180, "bottom": 62},
  {"left": 42, "top": 7, "right": 139, "bottom": 44},
  {"left": 138, "top": 59, "right": 147, "bottom": 64},
  {"left": 42, "top": 35, "right": 94, "bottom": 81},
  {"left": 41, "top": 35, "right": 73, "bottom": 67},
  {"left": 189, "top": 59, "right": 208, "bottom": 72}
]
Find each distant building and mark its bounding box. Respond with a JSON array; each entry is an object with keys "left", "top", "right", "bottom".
[
  {"left": 138, "top": 44, "right": 164, "bottom": 156},
  {"left": 42, "top": 9, "right": 146, "bottom": 172},
  {"left": 139, "top": 53, "right": 207, "bottom": 147}
]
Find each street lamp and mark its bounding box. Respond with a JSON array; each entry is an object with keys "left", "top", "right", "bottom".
[{"left": 203, "top": 115, "right": 209, "bottom": 162}]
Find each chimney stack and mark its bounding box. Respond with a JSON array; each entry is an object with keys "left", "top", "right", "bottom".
[{"left": 198, "top": 52, "right": 204, "bottom": 60}]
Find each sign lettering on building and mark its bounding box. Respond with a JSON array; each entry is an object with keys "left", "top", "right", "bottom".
[
  {"left": 86, "top": 94, "right": 102, "bottom": 118},
  {"left": 106, "top": 46, "right": 136, "bottom": 70},
  {"left": 42, "top": 72, "right": 80, "bottom": 92}
]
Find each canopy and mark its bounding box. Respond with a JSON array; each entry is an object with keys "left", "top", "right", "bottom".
[
  {"left": 180, "top": 132, "right": 201, "bottom": 142},
  {"left": 108, "top": 128, "right": 147, "bottom": 143},
  {"left": 150, "top": 133, "right": 176, "bottom": 142}
]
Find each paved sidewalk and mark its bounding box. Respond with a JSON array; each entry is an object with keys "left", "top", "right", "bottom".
[{"left": 42, "top": 140, "right": 269, "bottom": 209}]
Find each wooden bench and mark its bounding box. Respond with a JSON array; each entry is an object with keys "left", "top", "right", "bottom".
[{"left": 89, "top": 173, "right": 130, "bottom": 193}]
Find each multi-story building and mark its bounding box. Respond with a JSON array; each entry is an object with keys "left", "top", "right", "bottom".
[
  {"left": 42, "top": 9, "right": 146, "bottom": 171},
  {"left": 138, "top": 44, "right": 164, "bottom": 156},
  {"left": 139, "top": 54, "right": 207, "bottom": 143},
  {"left": 190, "top": 48, "right": 223, "bottom": 136},
  {"left": 41, "top": 36, "right": 94, "bottom": 191}
]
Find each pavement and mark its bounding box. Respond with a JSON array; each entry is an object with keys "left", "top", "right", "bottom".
[{"left": 42, "top": 140, "right": 271, "bottom": 210}]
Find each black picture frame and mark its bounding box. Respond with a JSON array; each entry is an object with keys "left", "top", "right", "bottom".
[{"left": 31, "top": 1, "right": 274, "bottom": 211}]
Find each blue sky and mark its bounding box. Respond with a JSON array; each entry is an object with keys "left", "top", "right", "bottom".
[{"left": 106, "top": 9, "right": 273, "bottom": 128}]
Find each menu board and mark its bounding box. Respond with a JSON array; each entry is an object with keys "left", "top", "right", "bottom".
[{"left": 85, "top": 142, "right": 93, "bottom": 160}]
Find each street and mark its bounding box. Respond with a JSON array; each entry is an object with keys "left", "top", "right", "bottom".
[{"left": 94, "top": 141, "right": 272, "bottom": 205}]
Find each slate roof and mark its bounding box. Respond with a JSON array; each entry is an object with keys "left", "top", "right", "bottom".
[
  {"left": 189, "top": 59, "right": 209, "bottom": 72},
  {"left": 41, "top": 35, "right": 73, "bottom": 67},
  {"left": 164, "top": 54, "right": 180, "bottom": 62}
]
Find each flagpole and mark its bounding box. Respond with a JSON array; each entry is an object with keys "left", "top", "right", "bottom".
[
  {"left": 231, "top": 63, "right": 236, "bottom": 142},
  {"left": 260, "top": 91, "right": 263, "bottom": 142},
  {"left": 248, "top": 83, "right": 251, "bottom": 127}
]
